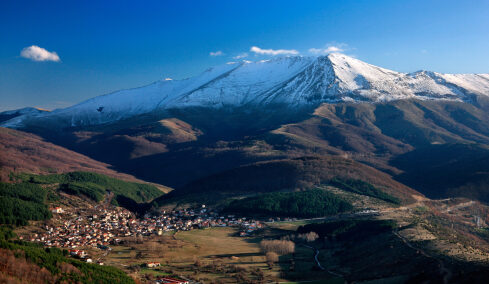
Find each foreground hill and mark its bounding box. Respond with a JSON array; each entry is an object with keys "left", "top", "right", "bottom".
[{"left": 0, "top": 227, "right": 135, "bottom": 283}]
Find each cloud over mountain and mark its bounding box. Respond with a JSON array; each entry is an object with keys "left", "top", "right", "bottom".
[
  {"left": 20, "top": 45, "right": 60, "bottom": 62},
  {"left": 250, "top": 46, "right": 299, "bottom": 56},
  {"left": 309, "top": 43, "right": 347, "bottom": 55}
]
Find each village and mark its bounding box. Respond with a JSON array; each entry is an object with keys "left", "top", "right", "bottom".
[{"left": 28, "top": 204, "right": 265, "bottom": 261}]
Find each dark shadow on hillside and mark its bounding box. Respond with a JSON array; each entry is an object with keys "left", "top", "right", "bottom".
[{"left": 391, "top": 143, "right": 489, "bottom": 202}]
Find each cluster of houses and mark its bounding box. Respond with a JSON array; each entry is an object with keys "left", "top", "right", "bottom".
[
  {"left": 31, "top": 205, "right": 264, "bottom": 250},
  {"left": 153, "top": 206, "right": 265, "bottom": 236},
  {"left": 31, "top": 207, "right": 133, "bottom": 248}
]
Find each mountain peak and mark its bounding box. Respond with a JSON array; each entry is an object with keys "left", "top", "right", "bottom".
[{"left": 2, "top": 55, "right": 489, "bottom": 128}]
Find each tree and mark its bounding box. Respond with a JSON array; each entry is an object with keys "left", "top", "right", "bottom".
[{"left": 265, "top": 252, "right": 279, "bottom": 268}]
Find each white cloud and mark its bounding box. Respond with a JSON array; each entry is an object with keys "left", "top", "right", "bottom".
[
  {"left": 250, "top": 46, "right": 299, "bottom": 56},
  {"left": 233, "top": 52, "right": 248, "bottom": 59},
  {"left": 308, "top": 43, "right": 348, "bottom": 55},
  {"left": 209, "top": 51, "right": 224, "bottom": 56},
  {"left": 20, "top": 45, "right": 60, "bottom": 62}
]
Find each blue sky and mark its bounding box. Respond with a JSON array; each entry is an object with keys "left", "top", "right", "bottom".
[{"left": 1, "top": 0, "right": 488, "bottom": 111}]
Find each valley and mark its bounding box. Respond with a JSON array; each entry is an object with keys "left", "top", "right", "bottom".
[{"left": 3, "top": 169, "right": 489, "bottom": 283}]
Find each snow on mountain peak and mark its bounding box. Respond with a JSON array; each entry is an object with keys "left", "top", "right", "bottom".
[{"left": 2, "top": 54, "right": 489, "bottom": 128}]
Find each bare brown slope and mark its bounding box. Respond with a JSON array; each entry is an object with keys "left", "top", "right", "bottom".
[{"left": 0, "top": 127, "right": 170, "bottom": 191}]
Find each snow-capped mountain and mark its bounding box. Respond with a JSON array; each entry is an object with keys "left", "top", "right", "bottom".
[{"left": 3, "top": 53, "right": 489, "bottom": 128}]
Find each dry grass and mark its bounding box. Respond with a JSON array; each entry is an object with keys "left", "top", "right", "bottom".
[{"left": 101, "top": 227, "right": 288, "bottom": 283}]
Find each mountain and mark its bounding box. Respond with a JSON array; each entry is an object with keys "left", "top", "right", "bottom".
[
  {"left": 2, "top": 54, "right": 489, "bottom": 204},
  {"left": 2, "top": 53, "right": 489, "bottom": 129}
]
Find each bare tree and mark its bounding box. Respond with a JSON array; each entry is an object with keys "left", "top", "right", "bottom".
[{"left": 266, "top": 252, "right": 279, "bottom": 267}]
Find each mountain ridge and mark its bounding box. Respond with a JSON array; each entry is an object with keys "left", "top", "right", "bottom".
[{"left": 3, "top": 53, "right": 489, "bottom": 129}]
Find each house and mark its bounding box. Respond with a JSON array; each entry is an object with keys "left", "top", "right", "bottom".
[
  {"left": 146, "top": 262, "right": 161, "bottom": 268},
  {"left": 51, "top": 207, "right": 64, "bottom": 214},
  {"left": 68, "top": 249, "right": 87, "bottom": 258}
]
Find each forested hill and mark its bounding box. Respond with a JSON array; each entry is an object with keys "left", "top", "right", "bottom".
[{"left": 155, "top": 156, "right": 419, "bottom": 206}]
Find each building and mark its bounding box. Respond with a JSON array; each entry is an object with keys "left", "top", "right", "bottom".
[
  {"left": 146, "top": 262, "right": 161, "bottom": 268},
  {"left": 51, "top": 207, "right": 64, "bottom": 214}
]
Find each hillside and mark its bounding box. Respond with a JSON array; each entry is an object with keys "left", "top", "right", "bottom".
[
  {"left": 0, "top": 228, "right": 134, "bottom": 284},
  {"left": 155, "top": 156, "right": 420, "bottom": 206},
  {"left": 0, "top": 171, "right": 164, "bottom": 225},
  {"left": 392, "top": 143, "right": 489, "bottom": 202},
  {"left": 18, "top": 171, "right": 164, "bottom": 205},
  {"left": 0, "top": 127, "right": 171, "bottom": 193}
]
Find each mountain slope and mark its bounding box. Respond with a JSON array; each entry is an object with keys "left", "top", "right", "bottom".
[{"left": 0, "top": 127, "right": 169, "bottom": 187}]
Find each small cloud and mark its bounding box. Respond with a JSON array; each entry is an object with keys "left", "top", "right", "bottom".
[
  {"left": 210, "top": 51, "right": 224, "bottom": 56},
  {"left": 20, "top": 45, "right": 60, "bottom": 62},
  {"left": 421, "top": 49, "right": 428, "bottom": 54},
  {"left": 250, "top": 46, "right": 299, "bottom": 56},
  {"left": 233, "top": 52, "right": 248, "bottom": 59},
  {"left": 308, "top": 43, "right": 348, "bottom": 55}
]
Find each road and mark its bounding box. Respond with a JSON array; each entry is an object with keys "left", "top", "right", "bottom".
[
  {"left": 266, "top": 210, "right": 380, "bottom": 225},
  {"left": 301, "top": 244, "right": 343, "bottom": 278},
  {"left": 443, "top": 201, "right": 474, "bottom": 213}
]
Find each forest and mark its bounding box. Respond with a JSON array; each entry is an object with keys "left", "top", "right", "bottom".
[
  {"left": 223, "top": 189, "right": 353, "bottom": 218},
  {"left": 329, "top": 178, "right": 400, "bottom": 204},
  {"left": 18, "top": 171, "right": 163, "bottom": 205},
  {"left": 0, "top": 182, "right": 51, "bottom": 225}
]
